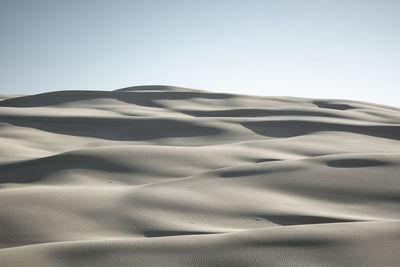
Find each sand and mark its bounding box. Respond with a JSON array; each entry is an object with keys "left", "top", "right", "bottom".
[{"left": 1, "top": 85, "right": 400, "bottom": 266}]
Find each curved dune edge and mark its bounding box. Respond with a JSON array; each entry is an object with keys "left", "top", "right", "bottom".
[{"left": 1, "top": 85, "right": 400, "bottom": 266}]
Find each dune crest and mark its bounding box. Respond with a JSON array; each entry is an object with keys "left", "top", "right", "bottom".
[{"left": 1, "top": 85, "right": 400, "bottom": 266}]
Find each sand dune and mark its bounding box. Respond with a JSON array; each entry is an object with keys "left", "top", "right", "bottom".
[{"left": 1, "top": 85, "right": 400, "bottom": 266}]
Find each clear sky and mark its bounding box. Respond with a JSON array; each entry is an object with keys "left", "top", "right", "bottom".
[{"left": 1, "top": 0, "right": 399, "bottom": 106}]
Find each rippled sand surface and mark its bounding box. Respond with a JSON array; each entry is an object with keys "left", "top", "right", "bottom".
[{"left": 1, "top": 85, "right": 400, "bottom": 266}]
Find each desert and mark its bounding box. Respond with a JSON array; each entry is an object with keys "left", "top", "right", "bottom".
[{"left": 1, "top": 85, "right": 400, "bottom": 266}]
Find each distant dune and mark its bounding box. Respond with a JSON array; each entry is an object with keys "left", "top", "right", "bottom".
[{"left": 1, "top": 85, "right": 400, "bottom": 266}]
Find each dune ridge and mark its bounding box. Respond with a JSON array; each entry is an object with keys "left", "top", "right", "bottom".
[{"left": 1, "top": 85, "right": 400, "bottom": 266}]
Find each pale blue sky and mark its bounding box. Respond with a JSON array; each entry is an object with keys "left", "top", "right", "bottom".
[{"left": 1, "top": 0, "right": 399, "bottom": 106}]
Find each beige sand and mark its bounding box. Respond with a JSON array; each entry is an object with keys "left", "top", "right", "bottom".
[{"left": 1, "top": 85, "right": 400, "bottom": 266}]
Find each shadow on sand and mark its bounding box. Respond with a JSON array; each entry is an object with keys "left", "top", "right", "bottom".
[
  {"left": 0, "top": 154, "right": 132, "bottom": 184},
  {"left": 242, "top": 120, "right": 400, "bottom": 140},
  {"left": 0, "top": 115, "right": 223, "bottom": 141}
]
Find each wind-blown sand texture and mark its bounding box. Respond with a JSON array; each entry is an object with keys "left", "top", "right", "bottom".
[{"left": 1, "top": 85, "right": 400, "bottom": 266}]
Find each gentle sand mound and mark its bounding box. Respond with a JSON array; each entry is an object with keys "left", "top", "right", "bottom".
[{"left": 1, "top": 85, "right": 400, "bottom": 266}]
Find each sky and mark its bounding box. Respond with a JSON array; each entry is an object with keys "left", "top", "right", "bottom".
[{"left": 0, "top": 0, "right": 399, "bottom": 106}]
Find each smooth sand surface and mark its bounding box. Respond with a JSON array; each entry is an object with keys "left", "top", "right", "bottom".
[{"left": 1, "top": 85, "right": 400, "bottom": 266}]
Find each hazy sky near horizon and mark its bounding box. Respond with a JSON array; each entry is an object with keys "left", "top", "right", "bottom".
[{"left": 1, "top": 0, "right": 399, "bottom": 106}]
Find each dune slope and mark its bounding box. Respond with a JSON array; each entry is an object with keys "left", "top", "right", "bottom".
[{"left": 1, "top": 85, "right": 400, "bottom": 266}]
